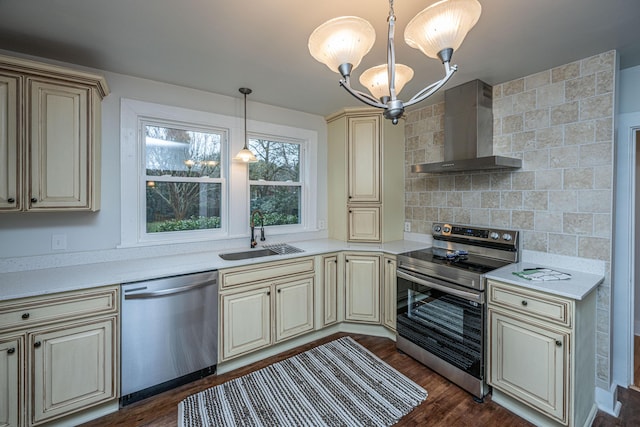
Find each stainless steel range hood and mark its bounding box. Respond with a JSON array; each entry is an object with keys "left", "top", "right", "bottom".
[{"left": 411, "top": 79, "right": 522, "bottom": 173}]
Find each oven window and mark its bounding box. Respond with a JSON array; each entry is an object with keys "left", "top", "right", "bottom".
[{"left": 397, "top": 276, "right": 483, "bottom": 379}]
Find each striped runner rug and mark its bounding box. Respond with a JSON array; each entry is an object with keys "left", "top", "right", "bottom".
[{"left": 178, "top": 336, "right": 427, "bottom": 426}]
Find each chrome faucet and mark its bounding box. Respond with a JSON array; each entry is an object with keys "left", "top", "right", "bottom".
[{"left": 250, "top": 209, "right": 266, "bottom": 248}]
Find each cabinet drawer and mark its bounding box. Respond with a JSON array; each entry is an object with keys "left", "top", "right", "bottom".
[
  {"left": 0, "top": 286, "right": 118, "bottom": 332},
  {"left": 220, "top": 257, "right": 315, "bottom": 288},
  {"left": 487, "top": 280, "right": 572, "bottom": 327}
]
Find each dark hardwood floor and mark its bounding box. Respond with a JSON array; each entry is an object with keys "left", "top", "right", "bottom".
[{"left": 81, "top": 333, "right": 637, "bottom": 427}]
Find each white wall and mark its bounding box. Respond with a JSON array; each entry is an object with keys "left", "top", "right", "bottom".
[
  {"left": 619, "top": 65, "right": 640, "bottom": 334},
  {"left": 619, "top": 65, "right": 640, "bottom": 114},
  {"left": 0, "top": 50, "right": 328, "bottom": 258}
]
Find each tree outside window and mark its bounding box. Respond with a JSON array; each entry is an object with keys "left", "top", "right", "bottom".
[
  {"left": 144, "top": 123, "right": 224, "bottom": 233},
  {"left": 249, "top": 137, "right": 302, "bottom": 226}
]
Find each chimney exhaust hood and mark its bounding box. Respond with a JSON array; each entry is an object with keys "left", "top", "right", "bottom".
[{"left": 411, "top": 79, "right": 522, "bottom": 173}]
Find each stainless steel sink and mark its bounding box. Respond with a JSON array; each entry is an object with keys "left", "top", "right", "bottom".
[
  {"left": 219, "top": 248, "right": 277, "bottom": 261},
  {"left": 218, "top": 244, "right": 304, "bottom": 261}
]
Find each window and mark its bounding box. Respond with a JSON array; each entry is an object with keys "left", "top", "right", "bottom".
[
  {"left": 143, "top": 122, "right": 224, "bottom": 234},
  {"left": 249, "top": 137, "right": 302, "bottom": 226},
  {"left": 120, "top": 98, "right": 318, "bottom": 248}
]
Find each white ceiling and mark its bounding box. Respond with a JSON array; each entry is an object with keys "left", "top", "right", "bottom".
[{"left": 1, "top": 0, "right": 639, "bottom": 117}]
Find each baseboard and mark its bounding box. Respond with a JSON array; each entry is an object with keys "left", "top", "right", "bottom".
[
  {"left": 595, "top": 383, "right": 622, "bottom": 417},
  {"left": 217, "top": 324, "right": 395, "bottom": 375},
  {"left": 43, "top": 401, "right": 119, "bottom": 427}
]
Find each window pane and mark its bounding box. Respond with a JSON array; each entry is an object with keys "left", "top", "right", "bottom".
[
  {"left": 145, "top": 125, "right": 221, "bottom": 178},
  {"left": 250, "top": 185, "right": 301, "bottom": 226},
  {"left": 146, "top": 181, "right": 221, "bottom": 232},
  {"left": 248, "top": 138, "right": 300, "bottom": 182}
]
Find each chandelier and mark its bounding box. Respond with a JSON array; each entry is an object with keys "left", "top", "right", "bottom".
[{"left": 308, "top": 0, "right": 481, "bottom": 124}]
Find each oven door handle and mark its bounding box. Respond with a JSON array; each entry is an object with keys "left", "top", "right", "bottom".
[{"left": 397, "top": 270, "right": 483, "bottom": 303}]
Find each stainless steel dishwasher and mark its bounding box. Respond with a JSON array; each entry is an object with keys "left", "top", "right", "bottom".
[{"left": 120, "top": 270, "right": 218, "bottom": 406}]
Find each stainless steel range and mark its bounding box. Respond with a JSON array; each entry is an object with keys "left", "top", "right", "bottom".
[{"left": 396, "top": 222, "right": 520, "bottom": 401}]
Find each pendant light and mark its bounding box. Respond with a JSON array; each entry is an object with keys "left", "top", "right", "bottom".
[
  {"left": 233, "top": 87, "right": 258, "bottom": 163},
  {"left": 308, "top": 0, "right": 481, "bottom": 124}
]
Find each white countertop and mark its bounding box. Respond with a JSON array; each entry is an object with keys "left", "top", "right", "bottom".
[
  {"left": 485, "top": 261, "right": 604, "bottom": 300},
  {"left": 0, "top": 238, "right": 429, "bottom": 301}
]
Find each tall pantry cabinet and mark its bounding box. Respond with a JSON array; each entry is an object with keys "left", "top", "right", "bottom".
[
  {"left": 326, "top": 108, "right": 404, "bottom": 243},
  {"left": 0, "top": 54, "right": 109, "bottom": 212}
]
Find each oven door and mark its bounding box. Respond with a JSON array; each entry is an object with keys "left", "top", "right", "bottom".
[{"left": 396, "top": 268, "right": 485, "bottom": 380}]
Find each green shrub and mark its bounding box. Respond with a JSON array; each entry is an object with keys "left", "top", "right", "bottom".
[{"left": 149, "top": 216, "right": 221, "bottom": 232}]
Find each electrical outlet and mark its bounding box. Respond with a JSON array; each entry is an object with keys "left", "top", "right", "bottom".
[
  {"left": 404, "top": 222, "right": 411, "bottom": 232},
  {"left": 52, "top": 234, "right": 67, "bottom": 250},
  {"left": 318, "top": 220, "right": 326, "bottom": 230}
]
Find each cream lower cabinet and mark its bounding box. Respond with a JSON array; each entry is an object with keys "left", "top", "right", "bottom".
[
  {"left": 0, "top": 336, "right": 22, "bottom": 427},
  {"left": 219, "top": 257, "right": 315, "bottom": 361},
  {"left": 321, "top": 254, "right": 339, "bottom": 327},
  {"left": 275, "top": 277, "right": 314, "bottom": 341},
  {"left": 30, "top": 318, "right": 115, "bottom": 425},
  {"left": 344, "top": 253, "right": 380, "bottom": 324},
  {"left": 487, "top": 279, "right": 596, "bottom": 427},
  {"left": 221, "top": 285, "right": 271, "bottom": 360},
  {"left": 0, "top": 285, "right": 118, "bottom": 427},
  {"left": 382, "top": 255, "right": 397, "bottom": 331}
]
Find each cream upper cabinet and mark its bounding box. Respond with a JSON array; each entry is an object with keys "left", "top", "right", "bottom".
[
  {"left": 326, "top": 108, "right": 404, "bottom": 243},
  {"left": 0, "top": 285, "right": 118, "bottom": 427},
  {"left": 487, "top": 279, "right": 596, "bottom": 427},
  {"left": 344, "top": 252, "right": 381, "bottom": 324},
  {"left": 382, "top": 255, "right": 397, "bottom": 331},
  {"left": 348, "top": 206, "right": 380, "bottom": 241},
  {"left": 0, "top": 54, "right": 109, "bottom": 212},
  {"left": 0, "top": 72, "right": 20, "bottom": 211},
  {"left": 347, "top": 115, "right": 380, "bottom": 203}
]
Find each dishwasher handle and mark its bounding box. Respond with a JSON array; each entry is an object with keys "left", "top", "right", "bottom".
[{"left": 124, "top": 279, "right": 216, "bottom": 300}]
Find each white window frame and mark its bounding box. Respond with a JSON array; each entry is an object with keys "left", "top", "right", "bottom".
[
  {"left": 248, "top": 133, "right": 305, "bottom": 233},
  {"left": 120, "top": 98, "right": 318, "bottom": 248},
  {"left": 140, "top": 118, "right": 227, "bottom": 243}
]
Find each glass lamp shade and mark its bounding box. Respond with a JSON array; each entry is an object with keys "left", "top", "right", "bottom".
[
  {"left": 308, "top": 16, "right": 376, "bottom": 73},
  {"left": 359, "top": 64, "right": 414, "bottom": 100},
  {"left": 404, "top": 0, "right": 481, "bottom": 59},
  {"left": 233, "top": 146, "right": 258, "bottom": 163}
]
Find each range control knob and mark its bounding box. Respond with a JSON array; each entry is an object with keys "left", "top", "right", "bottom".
[
  {"left": 502, "top": 233, "right": 513, "bottom": 241},
  {"left": 443, "top": 226, "right": 451, "bottom": 233},
  {"left": 489, "top": 232, "right": 500, "bottom": 240},
  {"left": 433, "top": 225, "right": 442, "bottom": 233}
]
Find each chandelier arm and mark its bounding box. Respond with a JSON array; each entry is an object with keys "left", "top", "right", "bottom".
[
  {"left": 340, "top": 79, "right": 387, "bottom": 108},
  {"left": 387, "top": 3, "right": 397, "bottom": 101},
  {"left": 404, "top": 63, "right": 457, "bottom": 107}
]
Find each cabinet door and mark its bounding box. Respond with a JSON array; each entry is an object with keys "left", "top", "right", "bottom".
[
  {"left": 28, "top": 79, "right": 92, "bottom": 210},
  {"left": 0, "top": 336, "right": 22, "bottom": 427},
  {"left": 348, "top": 206, "right": 380, "bottom": 242},
  {"left": 322, "top": 255, "right": 338, "bottom": 326},
  {"left": 347, "top": 116, "right": 380, "bottom": 203},
  {"left": 383, "top": 256, "right": 397, "bottom": 330},
  {"left": 345, "top": 254, "right": 380, "bottom": 323},
  {"left": 275, "top": 276, "right": 314, "bottom": 342},
  {"left": 488, "top": 309, "right": 568, "bottom": 424},
  {"left": 30, "top": 317, "right": 116, "bottom": 425},
  {"left": 0, "top": 73, "right": 20, "bottom": 212},
  {"left": 221, "top": 287, "right": 271, "bottom": 360}
]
